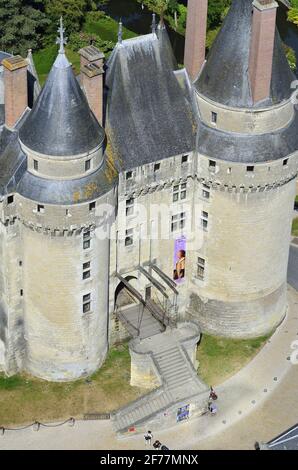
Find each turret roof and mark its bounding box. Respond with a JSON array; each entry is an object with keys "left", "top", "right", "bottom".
[
  {"left": 19, "top": 48, "right": 105, "bottom": 157},
  {"left": 196, "top": 0, "right": 295, "bottom": 108}
]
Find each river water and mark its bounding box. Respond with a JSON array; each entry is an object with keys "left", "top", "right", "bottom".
[{"left": 102, "top": 0, "right": 298, "bottom": 74}]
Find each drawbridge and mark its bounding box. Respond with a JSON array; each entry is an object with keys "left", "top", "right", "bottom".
[{"left": 115, "top": 264, "right": 178, "bottom": 340}]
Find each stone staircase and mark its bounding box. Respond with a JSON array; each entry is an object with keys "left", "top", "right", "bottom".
[
  {"left": 154, "top": 345, "right": 197, "bottom": 391},
  {"left": 112, "top": 334, "right": 209, "bottom": 435},
  {"left": 113, "top": 389, "right": 173, "bottom": 433}
]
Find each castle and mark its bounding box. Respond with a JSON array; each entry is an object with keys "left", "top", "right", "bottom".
[{"left": 0, "top": 0, "right": 297, "bottom": 382}]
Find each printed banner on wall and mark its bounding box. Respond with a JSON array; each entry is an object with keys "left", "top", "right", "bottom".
[
  {"left": 177, "top": 404, "right": 190, "bottom": 422},
  {"left": 173, "top": 237, "right": 186, "bottom": 284}
]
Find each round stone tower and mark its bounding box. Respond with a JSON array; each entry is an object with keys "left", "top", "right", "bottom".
[
  {"left": 187, "top": 0, "right": 298, "bottom": 338},
  {"left": 17, "top": 44, "right": 117, "bottom": 380}
]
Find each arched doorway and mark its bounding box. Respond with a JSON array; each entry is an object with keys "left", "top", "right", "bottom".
[{"left": 114, "top": 275, "right": 138, "bottom": 310}]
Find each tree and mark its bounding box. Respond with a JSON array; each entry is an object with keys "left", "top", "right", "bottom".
[
  {"left": 137, "top": 0, "right": 172, "bottom": 23},
  {"left": 138, "top": 0, "right": 231, "bottom": 34},
  {"left": 0, "top": 0, "right": 49, "bottom": 55},
  {"left": 45, "top": 0, "right": 96, "bottom": 36},
  {"left": 288, "top": 1, "right": 298, "bottom": 26},
  {"left": 207, "top": 0, "right": 231, "bottom": 29}
]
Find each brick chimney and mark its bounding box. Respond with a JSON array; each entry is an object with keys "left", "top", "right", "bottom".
[
  {"left": 79, "top": 46, "right": 104, "bottom": 125},
  {"left": 2, "top": 55, "right": 28, "bottom": 129},
  {"left": 184, "top": 0, "right": 208, "bottom": 82},
  {"left": 249, "top": 0, "right": 278, "bottom": 104}
]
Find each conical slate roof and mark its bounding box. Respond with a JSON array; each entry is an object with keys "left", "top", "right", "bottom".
[
  {"left": 196, "top": 0, "right": 295, "bottom": 108},
  {"left": 19, "top": 50, "right": 105, "bottom": 157}
]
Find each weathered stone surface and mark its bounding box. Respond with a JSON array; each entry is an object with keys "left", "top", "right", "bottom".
[{"left": 112, "top": 322, "right": 209, "bottom": 434}]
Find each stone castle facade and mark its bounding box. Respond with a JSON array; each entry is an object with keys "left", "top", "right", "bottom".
[{"left": 0, "top": 0, "right": 297, "bottom": 381}]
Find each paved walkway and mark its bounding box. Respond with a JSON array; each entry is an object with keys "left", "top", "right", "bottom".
[{"left": 1, "top": 285, "right": 297, "bottom": 450}]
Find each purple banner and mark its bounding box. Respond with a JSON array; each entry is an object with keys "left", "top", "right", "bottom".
[{"left": 173, "top": 237, "right": 186, "bottom": 284}]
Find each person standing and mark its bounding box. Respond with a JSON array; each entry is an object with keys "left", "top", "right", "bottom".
[
  {"left": 208, "top": 402, "right": 218, "bottom": 416},
  {"left": 144, "top": 430, "right": 153, "bottom": 446}
]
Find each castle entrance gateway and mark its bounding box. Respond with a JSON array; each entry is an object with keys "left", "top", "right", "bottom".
[{"left": 114, "top": 265, "right": 178, "bottom": 340}]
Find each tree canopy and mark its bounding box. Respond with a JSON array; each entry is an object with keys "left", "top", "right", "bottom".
[
  {"left": 0, "top": 0, "right": 49, "bottom": 55},
  {"left": 44, "top": 0, "right": 97, "bottom": 37}
]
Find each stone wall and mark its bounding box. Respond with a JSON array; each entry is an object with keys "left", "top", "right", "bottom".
[
  {"left": 0, "top": 214, "right": 24, "bottom": 375},
  {"left": 196, "top": 91, "right": 294, "bottom": 135},
  {"left": 20, "top": 141, "right": 104, "bottom": 180},
  {"left": 0, "top": 187, "right": 115, "bottom": 380},
  {"left": 109, "top": 143, "right": 298, "bottom": 340}
]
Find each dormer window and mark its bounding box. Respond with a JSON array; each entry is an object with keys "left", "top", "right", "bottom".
[
  {"left": 211, "top": 112, "right": 217, "bottom": 124},
  {"left": 209, "top": 160, "right": 216, "bottom": 171},
  {"left": 89, "top": 201, "right": 96, "bottom": 212},
  {"left": 85, "top": 159, "right": 91, "bottom": 172}
]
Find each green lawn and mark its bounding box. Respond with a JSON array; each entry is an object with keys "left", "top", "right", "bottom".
[
  {"left": 0, "top": 343, "right": 147, "bottom": 427},
  {"left": 83, "top": 15, "right": 136, "bottom": 42},
  {"left": 1, "top": 333, "right": 274, "bottom": 426},
  {"left": 33, "top": 15, "right": 136, "bottom": 86},
  {"left": 197, "top": 333, "right": 271, "bottom": 387},
  {"left": 292, "top": 218, "right": 298, "bottom": 237}
]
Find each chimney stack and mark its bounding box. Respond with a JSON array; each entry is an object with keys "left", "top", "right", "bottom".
[
  {"left": 249, "top": 0, "right": 278, "bottom": 104},
  {"left": 79, "top": 46, "right": 104, "bottom": 125},
  {"left": 2, "top": 55, "right": 28, "bottom": 129},
  {"left": 184, "top": 0, "right": 208, "bottom": 82}
]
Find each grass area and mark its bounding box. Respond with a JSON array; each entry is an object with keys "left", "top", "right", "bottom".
[
  {"left": 33, "top": 15, "right": 136, "bottom": 86},
  {"left": 197, "top": 333, "right": 271, "bottom": 387},
  {"left": 83, "top": 15, "right": 136, "bottom": 42},
  {"left": 0, "top": 343, "right": 147, "bottom": 427},
  {"left": 292, "top": 218, "right": 298, "bottom": 236}
]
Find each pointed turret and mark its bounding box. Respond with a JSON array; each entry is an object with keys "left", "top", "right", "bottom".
[
  {"left": 157, "top": 19, "right": 177, "bottom": 70},
  {"left": 19, "top": 18, "right": 105, "bottom": 157},
  {"left": 117, "top": 19, "right": 123, "bottom": 45},
  {"left": 151, "top": 13, "right": 157, "bottom": 35},
  {"left": 196, "top": 0, "right": 294, "bottom": 108}
]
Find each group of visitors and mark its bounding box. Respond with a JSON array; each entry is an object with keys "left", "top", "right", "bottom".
[
  {"left": 208, "top": 386, "right": 218, "bottom": 415},
  {"left": 143, "top": 387, "right": 219, "bottom": 448},
  {"left": 144, "top": 431, "right": 169, "bottom": 450}
]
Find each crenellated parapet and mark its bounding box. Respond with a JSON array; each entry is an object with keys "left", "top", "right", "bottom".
[
  {"left": 115, "top": 147, "right": 298, "bottom": 202},
  {"left": 197, "top": 152, "right": 298, "bottom": 193}
]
